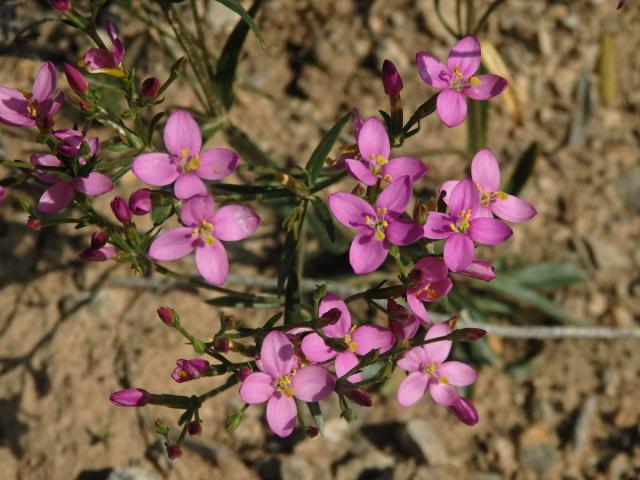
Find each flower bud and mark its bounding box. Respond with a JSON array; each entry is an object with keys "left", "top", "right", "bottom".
[
  {"left": 344, "top": 388, "right": 373, "bottom": 407},
  {"left": 449, "top": 397, "right": 479, "bottom": 426},
  {"left": 128, "top": 188, "right": 153, "bottom": 215},
  {"left": 171, "top": 358, "right": 210, "bottom": 383},
  {"left": 459, "top": 260, "right": 496, "bottom": 282},
  {"left": 109, "top": 388, "right": 150, "bottom": 407},
  {"left": 305, "top": 426, "right": 320, "bottom": 438},
  {"left": 110, "top": 196, "right": 132, "bottom": 225},
  {"left": 187, "top": 420, "right": 202, "bottom": 436},
  {"left": 79, "top": 245, "right": 116, "bottom": 262},
  {"left": 214, "top": 337, "right": 230, "bottom": 353},
  {"left": 141, "top": 77, "right": 161, "bottom": 98},
  {"left": 157, "top": 306, "right": 176, "bottom": 326},
  {"left": 351, "top": 183, "right": 366, "bottom": 197},
  {"left": 225, "top": 410, "right": 245, "bottom": 434},
  {"left": 413, "top": 199, "right": 428, "bottom": 225},
  {"left": 90, "top": 231, "right": 109, "bottom": 249},
  {"left": 382, "top": 60, "right": 403, "bottom": 97},
  {"left": 63, "top": 63, "right": 88, "bottom": 95},
  {"left": 166, "top": 443, "right": 182, "bottom": 460},
  {"left": 26, "top": 216, "right": 41, "bottom": 231},
  {"left": 49, "top": 0, "right": 70, "bottom": 12},
  {"left": 618, "top": 0, "right": 626, "bottom": 8},
  {"left": 238, "top": 367, "right": 252, "bottom": 381}
]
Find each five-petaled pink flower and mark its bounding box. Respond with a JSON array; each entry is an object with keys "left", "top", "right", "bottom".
[
  {"left": 81, "top": 20, "right": 125, "bottom": 75},
  {"left": 441, "top": 149, "right": 537, "bottom": 223},
  {"left": 416, "top": 36, "right": 507, "bottom": 127},
  {"left": 345, "top": 117, "right": 427, "bottom": 186},
  {"left": 133, "top": 110, "right": 239, "bottom": 200},
  {"left": 397, "top": 323, "right": 478, "bottom": 408},
  {"left": 148, "top": 194, "right": 259, "bottom": 285},
  {"left": 239, "top": 331, "right": 335, "bottom": 437},
  {"left": 405, "top": 256, "right": 452, "bottom": 322},
  {"left": 329, "top": 176, "right": 422, "bottom": 274},
  {"left": 423, "top": 177, "right": 512, "bottom": 272},
  {"left": 171, "top": 358, "right": 210, "bottom": 383},
  {"left": 301, "top": 294, "right": 395, "bottom": 381},
  {"left": 0, "top": 61, "right": 64, "bottom": 129}
]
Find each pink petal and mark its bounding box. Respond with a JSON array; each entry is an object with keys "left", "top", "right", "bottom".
[
  {"left": 291, "top": 366, "right": 335, "bottom": 402},
  {"left": 357, "top": 117, "right": 390, "bottom": 162},
  {"left": 212, "top": 205, "right": 260, "bottom": 241},
  {"left": 471, "top": 149, "right": 500, "bottom": 192},
  {"left": 31, "top": 153, "right": 61, "bottom": 168},
  {"left": 73, "top": 172, "right": 112, "bottom": 196},
  {"left": 180, "top": 194, "right": 215, "bottom": 227},
  {"left": 459, "top": 259, "right": 496, "bottom": 282},
  {"left": 437, "top": 361, "right": 478, "bottom": 387},
  {"left": 429, "top": 382, "right": 459, "bottom": 406},
  {"left": 82, "top": 48, "right": 116, "bottom": 70},
  {"left": 414, "top": 256, "right": 449, "bottom": 283},
  {"left": 174, "top": 173, "right": 207, "bottom": 200},
  {"left": 87, "top": 137, "right": 100, "bottom": 156},
  {"left": 385, "top": 217, "right": 422, "bottom": 246},
  {"left": 349, "top": 230, "right": 388, "bottom": 275},
  {"left": 375, "top": 175, "right": 412, "bottom": 214},
  {"left": 381, "top": 157, "right": 428, "bottom": 183},
  {"left": 37, "top": 181, "right": 74, "bottom": 213},
  {"left": 352, "top": 325, "right": 395, "bottom": 355},
  {"left": 163, "top": 110, "right": 202, "bottom": 157},
  {"left": 444, "top": 233, "right": 474, "bottom": 272},
  {"left": 196, "top": 148, "right": 239, "bottom": 180},
  {"left": 424, "top": 323, "right": 452, "bottom": 364},
  {"left": 106, "top": 20, "right": 125, "bottom": 65},
  {"left": 334, "top": 351, "right": 362, "bottom": 382},
  {"left": 239, "top": 372, "right": 275, "bottom": 404},
  {"left": 440, "top": 180, "right": 460, "bottom": 206},
  {"left": 436, "top": 88, "right": 467, "bottom": 128},
  {"left": 423, "top": 212, "right": 455, "bottom": 240},
  {"left": 0, "top": 86, "right": 32, "bottom": 126},
  {"left": 195, "top": 241, "right": 229, "bottom": 285},
  {"left": 328, "top": 192, "right": 376, "bottom": 229},
  {"left": 148, "top": 227, "right": 195, "bottom": 261},
  {"left": 345, "top": 158, "right": 377, "bottom": 186},
  {"left": 266, "top": 392, "right": 297, "bottom": 438},
  {"left": 468, "top": 218, "right": 512, "bottom": 245},
  {"left": 397, "top": 371, "right": 429, "bottom": 407},
  {"left": 397, "top": 346, "right": 429, "bottom": 372},
  {"left": 449, "top": 177, "right": 480, "bottom": 217},
  {"left": 464, "top": 74, "right": 508, "bottom": 100},
  {"left": 447, "top": 35, "right": 481, "bottom": 78},
  {"left": 491, "top": 195, "right": 537, "bottom": 223},
  {"left": 300, "top": 332, "right": 337, "bottom": 363},
  {"left": 318, "top": 294, "right": 352, "bottom": 338},
  {"left": 406, "top": 294, "right": 430, "bottom": 324},
  {"left": 132, "top": 152, "right": 179, "bottom": 186},
  {"left": 259, "top": 331, "right": 295, "bottom": 378},
  {"left": 416, "top": 52, "right": 450, "bottom": 89},
  {"left": 32, "top": 61, "right": 57, "bottom": 102}
]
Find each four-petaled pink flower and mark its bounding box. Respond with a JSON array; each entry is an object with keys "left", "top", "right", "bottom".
[
  {"left": 133, "top": 110, "right": 240, "bottom": 200},
  {"left": 329, "top": 176, "right": 422, "bottom": 274},
  {"left": 239, "top": 331, "right": 335, "bottom": 437},
  {"left": 345, "top": 117, "right": 427, "bottom": 186},
  {"left": 423, "top": 177, "right": 512, "bottom": 272},
  {"left": 149, "top": 194, "right": 259, "bottom": 285},
  {"left": 416, "top": 36, "right": 507, "bottom": 127},
  {"left": 301, "top": 294, "right": 395, "bottom": 381},
  {"left": 0, "top": 61, "right": 64, "bottom": 129},
  {"left": 397, "top": 323, "right": 478, "bottom": 408},
  {"left": 81, "top": 20, "right": 125, "bottom": 75},
  {"left": 405, "top": 256, "right": 452, "bottom": 323},
  {"left": 441, "top": 149, "right": 537, "bottom": 223},
  {"left": 171, "top": 358, "right": 210, "bottom": 383}
]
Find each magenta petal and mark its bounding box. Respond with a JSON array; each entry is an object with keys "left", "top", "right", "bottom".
[
  {"left": 406, "top": 294, "right": 430, "bottom": 324},
  {"left": 345, "top": 158, "right": 377, "bottom": 186},
  {"left": 318, "top": 294, "right": 352, "bottom": 337},
  {"left": 349, "top": 230, "right": 388, "bottom": 275},
  {"left": 429, "top": 382, "right": 459, "bottom": 406},
  {"left": 447, "top": 35, "right": 481, "bottom": 78},
  {"left": 196, "top": 148, "right": 239, "bottom": 180},
  {"left": 437, "top": 361, "right": 478, "bottom": 387},
  {"left": 212, "top": 205, "right": 260, "bottom": 241},
  {"left": 424, "top": 323, "right": 452, "bottom": 364},
  {"left": 132, "top": 152, "right": 179, "bottom": 186},
  {"left": 414, "top": 256, "right": 449, "bottom": 283},
  {"left": 239, "top": 372, "right": 275, "bottom": 404},
  {"left": 174, "top": 173, "right": 207, "bottom": 200},
  {"left": 381, "top": 157, "right": 428, "bottom": 183},
  {"left": 358, "top": 117, "right": 390, "bottom": 162},
  {"left": 436, "top": 88, "right": 467, "bottom": 128},
  {"left": 292, "top": 366, "right": 335, "bottom": 402},
  {"left": 440, "top": 180, "right": 460, "bottom": 206},
  {"left": 352, "top": 325, "right": 395, "bottom": 355},
  {"left": 0, "top": 86, "right": 32, "bottom": 126},
  {"left": 73, "top": 172, "right": 112, "bottom": 196},
  {"left": 328, "top": 192, "right": 375, "bottom": 229},
  {"left": 423, "top": 212, "right": 455, "bottom": 240},
  {"left": 416, "top": 52, "right": 450, "bottom": 89},
  {"left": 464, "top": 74, "right": 508, "bottom": 100},
  {"left": 31, "top": 153, "right": 61, "bottom": 168},
  {"left": 163, "top": 110, "right": 202, "bottom": 157},
  {"left": 459, "top": 259, "right": 496, "bottom": 282},
  {"left": 450, "top": 397, "right": 479, "bottom": 425},
  {"left": 449, "top": 177, "right": 480, "bottom": 217},
  {"left": 376, "top": 175, "right": 412, "bottom": 214},
  {"left": 148, "top": 227, "right": 195, "bottom": 261},
  {"left": 32, "top": 61, "right": 57, "bottom": 101},
  {"left": 260, "top": 331, "right": 295, "bottom": 378},
  {"left": 491, "top": 195, "right": 537, "bottom": 223},
  {"left": 444, "top": 233, "right": 474, "bottom": 272},
  {"left": 385, "top": 217, "right": 422, "bottom": 246},
  {"left": 266, "top": 392, "right": 297, "bottom": 438},
  {"left": 106, "top": 21, "right": 125, "bottom": 65},
  {"left": 180, "top": 194, "right": 215, "bottom": 226},
  {"left": 397, "top": 346, "right": 429, "bottom": 372},
  {"left": 300, "top": 333, "right": 337, "bottom": 363},
  {"left": 37, "top": 181, "right": 74, "bottom": 213},
  {"left": 471, "top": 149, "right": 500, "bottom": 192},
  {"left": 468, "top": 217, "right": 512, "bottom": 245},
  {"left": 397, "top": 371, "right": 429, "bottom": 407},
  {"left": 82, "top": 48, "right": 116, "bottom": 70},
  {"left": 334, "top": 351, "right": 362, "bottom": 382},
  {"left": 195, "top": 241, "right": 229, "bottom": 285}
]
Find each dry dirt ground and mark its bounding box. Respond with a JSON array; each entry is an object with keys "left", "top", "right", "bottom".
[{"left": 1, "top": 1, "right": 639, "bottom": 479}]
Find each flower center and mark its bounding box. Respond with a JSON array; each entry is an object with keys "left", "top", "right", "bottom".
[
  {"left": 275, "top": 369, "right": 296, "bottom": 397},
  {"left": 22, "top": 91, "right": 38, "bottom": 118},
  {"left": 365, "top": 207, "right": 389, "bottom": 241},
  {"left": 415, "top": 282, "right": 437, "bottom": 299},
  {"left": 423, "top": 362, "right": 448, "bottom": 384},
  {"left": 192, "top": 219, "right": 216, "bottom": 245},
  {"left": 368, "top": 153, "right": 391, "bottom": 180},
  {"left": 449, "top": 209, "right": 472, "bottom": 234},
  {"left": 449, "top": 65, "right": 481, "bottom": 91},
  {"left": 479, "top": 189, "right": 508, "bottom": 207},
  {"left": 178, "top": 148, "right": 200, "bottom": 173},
  {"left": 343, "top": 325, "right": 358, "bottom": 352}
]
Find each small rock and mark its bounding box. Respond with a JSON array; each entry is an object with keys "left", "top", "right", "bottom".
[
  {"left": 587, "top": 292, "right": 608, "bottom": 318},
  {"left": 616, "top": 166, "right": 640, "bottom": 211},
  {"left": 519, "top": 425, "right": 561, "bottom": 475},
  {"left": 612, "top": 306, "right": 634, "bottom": 327},
  {"left": 494, "top": 437, "right": 517, "bottom": 475},
  {"left": 335, "top": 446, "right": 394, "bottom": 480},
  {"left": 400, "top": 419, "right": 449, "bottom": 466},
  {"left": 107, "top": 467, "right": 161, "bottom": 480},
  {"left": 608, "top": 453, "right": 631, "bottom": 479},
  {"left": 374, "top": 38, "right": 410, "bottom": 71},
  {"left": 281, "top": 456, "right": 316, "bottom": 480},
  {"left": 588, "top": 237, "right": 629, "bottom": 270}
]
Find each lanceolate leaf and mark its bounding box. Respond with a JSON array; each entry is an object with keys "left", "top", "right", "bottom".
[
  {"left": 225, "top": 123, "right": 279, "bottom": 168},
  {"left": 507, "top": 142, "right": 537, "bottom": 196},
  {"left": 305, "top": 112, "right": 351, "bottom": 186},
  {"left": 311, "top": 197, "right": 335, "bottom": 243},
  {"left": 499, "top": 262, "right": 588, "bottom": 290},
  {"left": 216, "top": 0, "right": 265, "bottom": 47},
  {"left": 206, "top": 295, "right": 281, "bottom": 308}
]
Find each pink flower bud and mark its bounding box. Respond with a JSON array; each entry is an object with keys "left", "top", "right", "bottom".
[
  {"left": 63, "top": 63, "right": 88, "bottom": 95},
  {"left": 449, "top": 397, "right": 479, "bottom": 426},
  {"left": 187, "top": 421, "right": 202, "bottom": 436},
  {"left": 171, "top": 358, "right": 210, "bottom": 383},
  {"left": 90, "top": 231, "right": 109, "bottom": 249},
  {"left": 26, "top": 216, "right": 41, "bottom": 231},
  {"left": 214, "top": 337, "right": 230, "bottom": 353},
  {"left": 344, "top": 388, "right": 373, "bottom": 407},
  {"left": 110, "top": 196, "right": 132, "bottom": 225},
  {"left": 49, "top": 0, "right": 70, "bottom": 12},
  {"left": 157, "top": 306, "right": 176, "bottom": 325},
  {"left": 618, "top": 0, "right": 626, "bottom": 8},
  {"left": 166, "top": 443, "right": 182, "bottom": 460},
  {"left": 79, "top": 245, "right": 116, "bottom": 262},
  {"left": 128, "top": 188, "right": 153, "bottom": 215},
  {"left": 141, "top": 77, "right": 161, "bottom": 98},
  {"left": 109, "top": 388, "right": 150, "bottom": 407},
  {"left": 0, "top": 186, "right": 6, "bottom": 203},
  {"left": 459, "top": 260, "right": 496, "bottom": 282},
  {"left": 382, "top": 60, "right": 403, "bottom": 97},
  {"left": 238, "top": 367, "right": 252, "bottom": 381}
]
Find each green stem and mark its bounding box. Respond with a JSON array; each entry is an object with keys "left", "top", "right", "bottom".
[
  {"left": 198, "top": 376, "right": 239, "bottom": 402},
  {"left": 474, "top": 0, "right": 509, "bottom": 35}
]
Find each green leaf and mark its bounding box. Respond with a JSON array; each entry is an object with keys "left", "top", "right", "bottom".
[
  {"left": 507, "top": 141, "right": 537, "bottom": 195},
  {"left": 278, "top": 229, "right": 298, "bottom": 294},
  {"left": 215, "top": 0, "right": 265, "bottom": 47},
  {"left": 311, "top": 197, "right": 335, "bottom": 243},
  {"left": 151, "top": 203, "right": 173, "bottom": 226},
  {"left": 284, "top": 268, "right": 303, "bottom": 324},
  {"left": 500, "top": 262, "right": 588, "bottom": 290},
  {"left": 305, "top": 112, "right": 351, "bottom": 186},
  {"left": 225, "top": 123, "right": 278, "bottom": 168},
  {"left": 206, "top": 295, "right": 280, "bottom": 308}
]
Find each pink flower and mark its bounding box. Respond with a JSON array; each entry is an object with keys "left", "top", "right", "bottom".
[
  {"left": 441, "top": 149, "right": 537, "bottom": 223},
  {"left": 49, "top": 0, "right": 70, "bottom": 12},
  {"left": 387, "top": 298, "right": 421, "bottom": 342},
  {"left": 81, "top": 21, "right": 125, "bottom": 74},
  {"left": 171, "top": 358, "right": 210, "bottom": 383},
  {"left": 344, "top": 117, "right": 427, "bottom": 186},
  {"left": 148, "top": 194, "right": 259, "bottom": 285},
  {"left": 133, "top": 110, "right": 239, "bottom": 200},
  {"left": 79, "top": 231, "right": 116, "bottom": 262},
  {"left": 416, "top": 36, "right": 507, "bottom": 127},
  {"left": 110, "top": 388, "right": 151, "bottom": 407},
  {"left": 0, "top": 61, "right": 64, "bottom": 128},
  {"left": 329, "top": 176, "right": 422, "bottom": 274},
  {"left": 405, "top": 256, "right": 452, "bottom": 322},
  {"left": 239, "top": 331, "right": 335, "bottom": 437},
  {"left": 423, "top": 178, "right": 512, "bottom": 272},
  {"left": 129, "top": 188, "right": 153, "bottom": 215},
  {"left": 301, "top": 294, "right": 395, "bottom": 381},
  {"left": 382, "top": 60, "right": 403, "bottom": 97},
  {"left": 396, "top": 323, "right": 478, "bottom": 407}
]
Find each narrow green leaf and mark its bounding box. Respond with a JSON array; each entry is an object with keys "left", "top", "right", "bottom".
[
  {"left": 206, "top": 295, "right": 280, "bottom": 308},
  {"left": 500, "top": 262, "right": 588, "bottom": 290},
  {"left": 225, "top": 123, "right": 279, "bottom": 168},
  {"left": 284, "top": 268, "right": 302, "bottom": 324},
  {"left": 278, "top": 229, "right": 297, "bottom": 294},
  {"left": 311, "top": 197, "right": 335, "bottom": 243},
  {"left": 506, "top": 142, "right": 537, "bottom": 195},
  {"left": 305, "top": 112, "right": 351, "bottom": 186},
  {"left": 215, "top": 0, "right": 265, "bottom": 47}
]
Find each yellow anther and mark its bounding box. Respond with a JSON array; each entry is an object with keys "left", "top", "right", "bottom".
[
  {"left": 184, "top": 153, "right": 200, "bottom": 173},
  {"left": 369, "top": 153, "right": 375, "bottom": 160},
  {"left": 439, "top": 376, "right": 449, "bottom": 385},
  {"left": 374, "top": 230, "right": 386, "bottom": 241},
  {"left": 496, "top": 191, "right": 508, "bottom": 200},
  {"left": 454, "top": 65, "right": 464, "bottom": 79},
  {"left": 382, "top": 220, "right": 389, "bottom": 228},
  {"left": 376, "top": 155, "right": 388, "bottom": 166},
  {"left": 383, "top": 174, "right": 393, "bottom": 182},
  {"left": 22, "top": 90, "right": 32, "bottom": 100},
  {"left": 449, "top": 223, "right": 457, "bottom": 232},
  {"left": 469, "top": 76, "right": 481, "bottom": 86},
  {"left": 204, "top": 235, "right": 216, "bottom": 245},
  {"left": 424, "top": 363, "right": 437, "bottom": 376}
]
